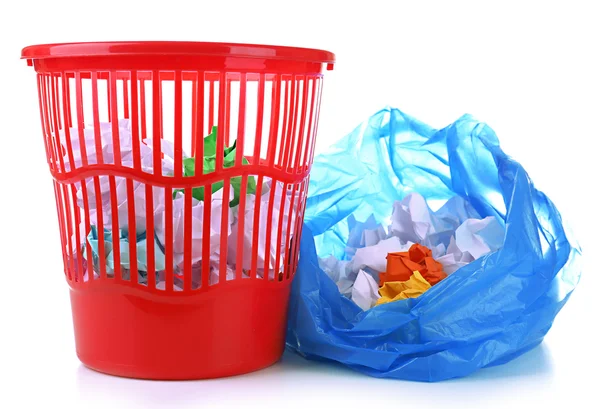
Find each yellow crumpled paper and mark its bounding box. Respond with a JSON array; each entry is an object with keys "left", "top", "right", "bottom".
[{"left": 375, "top": 270, "right": 431, "bottom": 306}]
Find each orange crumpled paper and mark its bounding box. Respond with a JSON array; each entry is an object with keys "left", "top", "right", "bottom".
[
  {"left": 379, "top": 243, "right": 448, "bottom": 286},
  {"left": 375, "top": 270, "right": 431, "bottom": 305}
]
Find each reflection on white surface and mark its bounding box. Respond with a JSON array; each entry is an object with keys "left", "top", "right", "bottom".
[{"left": 71, "top": 346, "right": 555, "bottom": 409}]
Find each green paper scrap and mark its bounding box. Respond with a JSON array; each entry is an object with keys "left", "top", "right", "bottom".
[
  {"left": 203, "top": 126, "right": 218, "bottom": 157},
  {"left": 175, "top": 126, "right": 256, "bottom": 207}
]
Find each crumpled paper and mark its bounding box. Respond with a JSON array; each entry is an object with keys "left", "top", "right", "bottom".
[
  {"left": 350, "top": 237, "right": 412, "bottom": 273},
  {"left": 176, "top": 126, "right": 257, "bottom": 207},
  {"left": 154, "top": 189, "right": 233, "bottom": 268},
  {"left": 58, "top": 119, "right": 175, "bottom": 174},
  {"left": 227, "top": 179, "right": 297, "bottom": 279},
  {"left": 83, "top": 225, "right": 166, "bottom": 274},
  {"left": 107, "top": 231, "right": 167, "bottom": 273},
  {"left": 70, "top": 121, "right": 177, "bottom": 235},
  {"left": 341, "top": 192, "right": 503, "bottom": 273},
  {"left": 59, "top": 119, "right": 300, "bottom": 288},
  {"left": 77, "top": 176, "right": 165, "bottom": 236},
  {"left": 434, "top": 236, "right": 474, "bottom": 274},
  {"left": 72, "top": 252, "right": 156, "bottom": 285},
  {"left": 62, "top": 120, "right": 175, "bottom": 235},
  {"left": 375, "top": 271, "right": 431, "bottom": 305},
  {"left": 318, "top": 255, "right": 354, "bottom": 296},
  {"left": 434, "top": 216, "right": 503, "bottom": 274},
  {"left": 351, "top": 269, "right": 381, "bottom": 311},
  {"left": 454, "top": 216, "right": 504, "bottom": 259},
  {"left": 72, "top": 252, "right": 245, "bottom": 289},
  {"left": 318, "top": 255, "right": 350, "bottom": 284},
  {"left": 319, "top": 192, "right": 504, "bottom": 309},
  {"left": 390, "top": 193, "right": 481, "bottom": 256},
  {"left": 63, "top": 120, "right": 237, "bottom": 280},
  {"left": 380, "top": 243, "right": 447, "bottom": 286}
]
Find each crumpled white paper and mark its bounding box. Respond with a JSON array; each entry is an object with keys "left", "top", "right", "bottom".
[
  {"left": 69, "top": 120, "right": 179, "bottom": 235},
  {"left": 62, "top": 118, "right": 290, "bottom": 290},
  {"left": 63, "top": 119, "right": 235, "bottom": 278},
  {"left": 58, "top": 119, "right": 175, "bottom": 175},
  {"left": 350, "top": 236, "right": 413, "bottom": 273},
  {"left": 389, "top": 193, "right": 481, "bottom": 254},
  {"left": 336, "top": 278, "right": 355, "bottom": 297},
  {"left": 454, "top": 216, "right": 504, "bottom": 259},
  {"left": 320, "top": 192, "right": 505, "bottom": 309},
  {"left": 154, "top": 189, "right": 233, "bottom": 268},
  {"left": 227, "top": 179, "right": 297, "bottom": 279},
  {"left": 318, "top": 255, "right": 354, "bottom": 295},
  {"left": 435, "top": 236, "right": 475, "bottom": 274},
  {"left": 318, "top": 255, "right": 350, "bottom": 284},
  {"left": 351, "top": 269, "right": 381, "bottom": 311},
  {"left": 76, "top": 176, "right": 165, "bottom": 235},
  {"left": 58, "top": 119, "right": 130, "bottom": 171}
]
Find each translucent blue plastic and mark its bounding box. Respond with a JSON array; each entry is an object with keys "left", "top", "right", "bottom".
[{"left": 286, "top": 107, "right": 582, "bottom": 382}]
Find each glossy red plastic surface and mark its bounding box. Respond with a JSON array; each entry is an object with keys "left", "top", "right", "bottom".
[
  {"left": 70, "top": 280, "right": 291, "bottom": 379},
  {"left": 22, "top": 41, "right": 335, "bottom": 64},
  {"left": 23, "top": 41, "right": 334, "bottom": 379}
]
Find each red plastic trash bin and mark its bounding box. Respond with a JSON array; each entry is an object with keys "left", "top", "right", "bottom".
[{"left": 21, "top": 41, "right": 335, "bottom": 379}]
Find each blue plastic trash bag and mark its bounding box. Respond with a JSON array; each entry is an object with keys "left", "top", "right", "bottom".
[{"left": 286, "top": 107, "right": 582, "bottom": 382}]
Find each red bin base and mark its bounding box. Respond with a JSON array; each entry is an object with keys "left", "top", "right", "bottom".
[{"left": 69, "top": 280, "right": 291, "bottom": 380}]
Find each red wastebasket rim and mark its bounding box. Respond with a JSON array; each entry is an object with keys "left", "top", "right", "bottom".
[{"left": 21, "top": 41, "right": 336, "bottom": 64}]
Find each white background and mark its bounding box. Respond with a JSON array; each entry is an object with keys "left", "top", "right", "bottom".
[{"left": 0, "top": 1, "right": 598, "bottom": 408}]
